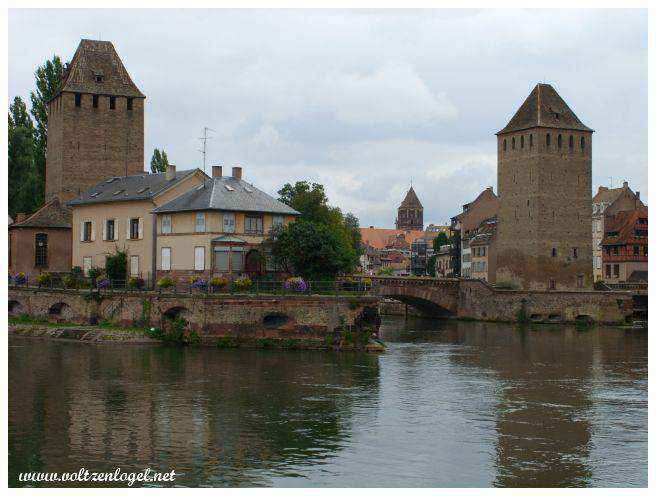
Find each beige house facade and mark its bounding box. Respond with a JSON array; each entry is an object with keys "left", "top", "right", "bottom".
[
  {"left": 70, "top": 167, "right": 207, "bottom": 280},
  {"left": 153, "top": 166, "right": 299, "bottom": 281}
]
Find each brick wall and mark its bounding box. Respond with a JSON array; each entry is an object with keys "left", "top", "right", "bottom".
[{"left": 9, "top": 227, "right": 72, "bottom": 280}]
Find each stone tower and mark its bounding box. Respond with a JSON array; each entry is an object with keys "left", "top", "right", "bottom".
[
  {"left": 396, "top": 186, "right": 423, "bottom": 230},
  {"left": 496, "top": 83, "right": 593, "bottom": 290},
  {"left": 45, "top": 39, "right": 145, "bottom": 202}
]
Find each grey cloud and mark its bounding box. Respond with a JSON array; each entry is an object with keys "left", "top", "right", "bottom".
[{"left": 8, "top": 8, "right": 647, "bottom": 228}]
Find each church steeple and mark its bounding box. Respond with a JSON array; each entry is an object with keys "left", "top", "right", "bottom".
[{"left": 395, "top": 186, "right": 423, "bottom": 230}]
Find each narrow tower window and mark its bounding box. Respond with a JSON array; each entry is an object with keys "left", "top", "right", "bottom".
[
  {"left": 520, "top": 135, "right": 524, "bottom": 148},
  {"left": 558, "top": 134, "right": 562, "bottom": 148},
  {"left": 551, "top": 247, "right": 557, "bottom": 258},
  {"left": 75, "top": 93, "right": 82, "bottom": 107},
  {"left": 569, "top": 135, "right": 574, "bottom": 150},
  {"left": 529, "top": 134, "right": 533, "bottom": 147},
  {"left": 580, "top": 136, "right": 585, "bottom": 150},
  {"left": 109, "top": 96, "right": 116, "bottom": 110},
  {"left": 546, "top": 133, "right": 551, "bottom": 146},
  {"left": 92, "top": 95, "right": 99, "bottom": 108},
  {"left": 512, "top": 137, "right": 515, "bottom": 149},
  {"left": 127, "top": 98, "right": 133, "bottom": 110},
  {"left": 503, "top": 139, "right": 507, "bottom": 151}
]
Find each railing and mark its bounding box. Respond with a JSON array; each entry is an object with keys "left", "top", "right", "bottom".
[{"left": 8, "top": 276, "right": 376, "bottom": 296}]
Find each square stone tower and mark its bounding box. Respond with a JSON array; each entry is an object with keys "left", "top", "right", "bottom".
[
  {"left": 45, "top": 39, "right": 145, "bottom": 202},
  {"left": 495, "top": 84, "right": 593, "bottom": 290},
  {"left": 396, "top": 186, "right": 424, "bottom": 231}
]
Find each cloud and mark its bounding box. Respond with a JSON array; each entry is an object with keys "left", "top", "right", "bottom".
[{"left": 7, "top": 9, "right": 647, "bottom": 228}]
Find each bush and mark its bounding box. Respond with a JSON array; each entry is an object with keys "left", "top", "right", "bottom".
[
  {"left": 210, "top": 276, "right": 229, "bottom": 290},
  {"left": 283, "top": 277, "right": 308, "bottom": 293},
  {"left": 105, "top": 249, "right": 128, "bottom": 282},
  {"left": 88, "top": 267, "right": 103, "bottom": 281},
  {"left": 189, "top": 275, "right": 207, "bottom": 291},
  {"left": 36, "top": 273, "right": 52, "bottom": 287},
  {"left": 62, "top": 274, "right": 78, "bottom": 289},
  {"left": 71, "top": 266, "right": 83, "bottom": 277},
  {"left": 157, "top": 276, "right": 174, "bottom": 289},
  {"left": 128, "top": 277, "right": 143, "bottom": 289},
  {"left": 232, "top": 275, "right": 252, "bottom": 292}
]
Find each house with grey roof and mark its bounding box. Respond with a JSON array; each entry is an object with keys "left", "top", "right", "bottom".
[
  {"left": 152, "top": 165, "right": 300, "bottom": 279},
  {"left": 69, "top": 166, "right": 208, "bottom": 280}
]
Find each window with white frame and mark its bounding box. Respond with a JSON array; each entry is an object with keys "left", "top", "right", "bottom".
[
  {"left": 130, "top": 255, "right": 139, "bottom": 277},
  {"left": 245, "top": 215, "right": 263, "bottom": 234},
  {"left": 161, "top": 247, "right": 171, "bottom": 271},
  {"left": 194, "top": 246, "right": 205, "bottom": 271},
  {"left": 223, "top": 212, "right": 235, "bottom": 233},
  {"left": 272, "top": 215, "right": 284, "bottom": 229},
  {"left": 162, "top": 215, "right": 172, "bottom": 234},
  {"left": 83, "top": 256, "right": 92, "bottom": 275},
  {"left": 195, "top": 213, "right": 206, "bottom": 233}
]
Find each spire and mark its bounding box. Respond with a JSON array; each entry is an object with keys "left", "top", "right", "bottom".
[
  {"left": 399, "top": 186, "right": 422, "bottom": 209},
  {"left": 497, "top": 83, "right": 592, "bottom": 135},
  {"left": 56, "top": 39, "right": 145, "bottom": 99}
]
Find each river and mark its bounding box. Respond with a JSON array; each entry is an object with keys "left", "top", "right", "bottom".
[{"left": 8, "top": 317, "right": 648, "bottom": 488}]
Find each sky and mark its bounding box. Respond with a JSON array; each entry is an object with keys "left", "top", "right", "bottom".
[{"left": 8, "top": 9, "right": 648, "bottom": 228}]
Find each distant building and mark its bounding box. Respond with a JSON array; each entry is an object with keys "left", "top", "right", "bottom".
[
  {"left": 434, "top": 244, "right": 453, "bottom": 278},
  {"left": 469, "top": 216, "right": 497, "bottom": 283},
  {"left": 496, "top": 83, "right": 593, "bottom": 290},
  {"left": 458, "top": 187, "right": 499, "bottom": 278},
  {"left": 395, "top": 186, "right": 423, "bottom": 230},
  {"left": 601, "top": 205, "right": 647, "bottom": 284},
  {"left": 592, "top": 182, "right": 643, "bottom": 281}
]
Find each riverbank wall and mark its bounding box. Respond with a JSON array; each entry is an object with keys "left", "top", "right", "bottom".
[{"left": 8, "top": 288, "right": 382, "bottom": 351}]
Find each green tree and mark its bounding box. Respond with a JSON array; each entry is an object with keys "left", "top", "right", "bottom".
[
  {"left": 8, "top": 97, "right": 38, "bottom": 217},
  {"left": 30, "top": 55, "right": 65, "bottom": 205},
  {"left": 150, "top": 148, "right": 170, "bottom": 173},
  {"left": 427, "top": 255, "right": 437, "bottom": 277},
  {"left": 267, "top": 181, "right": 361, "bottom": 279},
  {"left": 268, "top": 220, "right": 357, "bottom": 280},
  {"left": 432, "top": 231, "right": 449, "bottom": 251}
]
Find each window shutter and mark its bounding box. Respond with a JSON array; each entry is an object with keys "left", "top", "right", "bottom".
[
  {"left": 90, "top": 221, "right": 96, "bottom": 241},
  {"left": 126, "top": 218, "right": 131, "bottom": 239},
  {"left": 80, "top": 222, "right": 85, "bottom": 241},
  {"left": 138, "top": 218, "right": 144, "bottom": 239},
  {"left": 102, "top": 219, "right": 107, "bottom": 241}
]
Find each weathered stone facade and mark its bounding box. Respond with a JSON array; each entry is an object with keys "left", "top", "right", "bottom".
[
  {"left": 45, "top": 40, "right": 145, "bottom": 202},
  {"left": 8, "top": 288, "right": 380, "bottom": 346},
  {"left": 396, "top": 186, "right": 423, "bottom": 231},
  {"left": 496, "top": 84, "right": 593, "bottom": 291}
]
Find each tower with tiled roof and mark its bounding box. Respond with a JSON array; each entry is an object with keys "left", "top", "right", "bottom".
[
  {"left": 496, "top": 83, "right": 593, "bottom": 290},
  {"left": 395, "top": 186, "right": 423, "bottom": 230},
  {"left": 45, "top": 39, "right": 145, "bottom": 202}
]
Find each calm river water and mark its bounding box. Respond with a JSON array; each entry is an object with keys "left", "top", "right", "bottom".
[{"left": 8, "top": 317, "right": 648, "bottom": 488}]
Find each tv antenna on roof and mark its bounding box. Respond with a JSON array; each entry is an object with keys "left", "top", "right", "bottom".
[{"left": 197, "top": 126, "right": 216, "bottom": 177}]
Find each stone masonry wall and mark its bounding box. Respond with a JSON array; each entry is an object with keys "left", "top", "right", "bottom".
[{"left": 8, "top": 288, "right": 380, "bottom": 344}]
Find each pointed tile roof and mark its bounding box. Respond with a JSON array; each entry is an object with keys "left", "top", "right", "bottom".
[
  {"left": 56, "top": 39, "right": 144, "bottom": 100},
  {"left": 399, "top": 186, "right": 422, "bottom": 209},
  {"left": 9, "top": 197, "right": 71, "bottom": 229},
  {"left": 497, "top": 84, "right": 592, "bottom": 135}
]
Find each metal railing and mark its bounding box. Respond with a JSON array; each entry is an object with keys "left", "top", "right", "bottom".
[{"left": 8, "top": 276, "right": 376, "bottom": 296}]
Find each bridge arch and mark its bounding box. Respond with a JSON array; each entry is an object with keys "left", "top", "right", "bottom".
[{"left": 369, "top": 277, "right": 460, "bottom": 317}]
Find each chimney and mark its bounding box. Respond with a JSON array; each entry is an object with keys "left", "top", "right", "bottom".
[
  {"left": 212, "top": 165, "right": 222, "bottom": 179},
  {"left": 166, "top": 164, "right": 176, "bottom": 181},
  {"left": 623, "top": 181, "right": 629, "bottom": 189},
  {"left": 232, "top": 166, "right": 243, "bottom": 180}
]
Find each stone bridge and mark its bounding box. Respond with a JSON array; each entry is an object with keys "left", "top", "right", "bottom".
[
  {"left": 8, "top": 288, "right": 381, "bottom": 345},
  {"left": 360, "top": 276, "right": 637, "bottom": 324}
]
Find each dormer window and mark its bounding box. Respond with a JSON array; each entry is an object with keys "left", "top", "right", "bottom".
[{"left": 94, "top": 73, "right": 104, "bottom": 83}]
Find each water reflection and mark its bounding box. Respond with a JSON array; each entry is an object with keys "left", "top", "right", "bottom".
[{"left": 9, "top": 318, "right": 647, "bottom": 487}]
